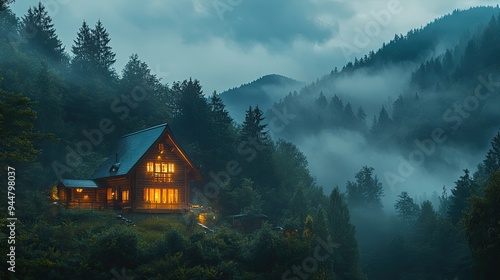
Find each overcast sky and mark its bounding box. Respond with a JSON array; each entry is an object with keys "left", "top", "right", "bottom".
[{"left": 11, "top": 0, "right": 499, "bottom": 93}]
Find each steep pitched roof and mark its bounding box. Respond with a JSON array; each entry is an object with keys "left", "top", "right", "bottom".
[{"left": 92, "top": 123, "right": 202, "bottom": 180}]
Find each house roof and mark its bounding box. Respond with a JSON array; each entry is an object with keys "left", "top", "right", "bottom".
[
  {"left": 91, "top": 123, "right": 202, "bottom": 180},
  {"left": 59, "top": 179, "right": 98, "bottom": 188}
]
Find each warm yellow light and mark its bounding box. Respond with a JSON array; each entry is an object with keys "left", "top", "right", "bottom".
[
  {"left": 198, "top": 214, "right": 206, "bottom": 225},
  {"left": 83, "top": 195, "right": 89, "bottom": 200},
  {"left": 147, "top": 162, "right": 154, "bottom": 172},
  {"left": 76, "top": 188, "right": 83, "bottom": 193},
  {"left": 157, "top": 156, "right": 161, "bottom": 159},
  {"left": 51, "top": 186, "right": 59, "bottom": 200}
]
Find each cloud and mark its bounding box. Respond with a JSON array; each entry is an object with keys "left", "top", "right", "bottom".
[{"left": 9, "top": 0, "right": 498, "bottom": 92}]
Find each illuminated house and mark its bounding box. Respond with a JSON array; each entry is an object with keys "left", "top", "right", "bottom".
[{"left": 57, "top": 124, "right": 203, "bottom": 213}]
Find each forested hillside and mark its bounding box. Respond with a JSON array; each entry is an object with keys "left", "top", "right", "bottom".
[{"left": 0, "top": 1, "right": 499, "bottom": 279}]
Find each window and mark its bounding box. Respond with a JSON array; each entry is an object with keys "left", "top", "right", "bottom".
[
  {"left": 144, "top": 188, "right": 179, "bottom": 204},
  {"left": 147, "top": 162, "right": 154, "bottom": 172},
  {"left": 122, "top": 190, "right": 130, "bottom": 202},
  {"left": 107, "top": 188, "right": 113, "bottom": 200},
  {"left": 146, "top": 161, "right": 175, "bottom": 182}
]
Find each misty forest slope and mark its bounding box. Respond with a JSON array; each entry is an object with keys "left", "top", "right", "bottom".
[{"left": 264, "top": 6, "right": 500, "bottom": 197}]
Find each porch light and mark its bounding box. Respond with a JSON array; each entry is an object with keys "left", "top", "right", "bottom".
[{"left": 76, "top": 188, "right": 83, "bottom": 193}]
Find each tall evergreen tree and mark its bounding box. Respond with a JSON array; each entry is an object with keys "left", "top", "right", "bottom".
[
  {"left": 356, "top": 106, "right": 366, "bottom": 125},
  {"left": 119, "top": 54, "right": 170, "bottom": 128},
  {"left": 71, "top": 20, "right": 116, "bottom": 77},
  {"left": 71, "top": 20, "right": 93, "bottom": 74},
  {"left": 376, "top": 106, "right": 391, "bottom": 132},
  {"left": 241, "top": 105, "right": 268, "bottom": 142},
  {"left": 327, "top": 187, "right": 366, "bottom": 280},
  {"left": 314, "top": 204, "right": 329, "bottom": 239},
  {"left": 465, "top": 171, "right": 500, "bottom": 279},
  {"left": 346, "top": 166, "right": 384, "bottom": 211},
  {"left": 0, "top": 0, "right": 17, "bottom": 42},
  {"left": 0, "top": 0, "right": 14, "bottom": 11},
  {"left": 343, "top": 102, "right": 356, "bottom": 127},
  {"left": 475, "top": 132, "right": 500, "bottom": 186},
  {"left": 20, "top": 2, "right": 65, "bottom": 61},
  {"left": 91, "top": 19, "right": 116, "bottom": 76},
  {"left": 0, "top": 83, "right": 43, "bottom": 165},
  {"left": 171, "top": 78, "right": 211, "bottom": 148},
  {"left": 394, "top": 191, "right": 420, "bottom": 225},
  {"left": 448, "top": 169, "right": 478, "bottom": 224},
  {"left": 208, "top": 91, "right": 236, "bottom": 167}
]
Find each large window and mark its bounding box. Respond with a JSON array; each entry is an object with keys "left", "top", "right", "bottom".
[
  {"left": 144, "top": 188, "right": 179, "bottom": 204},
  {"left": 122, "top": 190, "right": 130, "bottom": 202},
  {"left": 147, "top": 162, "right": 175, "bottom": 182}
]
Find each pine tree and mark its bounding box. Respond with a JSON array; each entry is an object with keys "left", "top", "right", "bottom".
[
  {"left": 392, "top": 95, "right": 405, "bottom": 124},
  {"left": 394, "top": 191, "right": 420, "bottom": 225},
  {"left": 0, "top": 0, "right": 18, "bottom": 42},
  {"left": 170, "top": 78, "right": 212, "bottom": 154},
  {"left": 356, "top": 106, "right": 366, "bottom": 125},
  {"left": 448, "top": 169, "right": 478, "bottom": 224},
  {"left": 377, "top": 106, "right": 391, "bottom": 131},
  {"left": 474, "top": 132, "right": 500, "bottom": 186},
  {"left": 71, "top": 20, "right": 93, "bottom": 74},
  {"left": 438, "top": 185, "right": 450, "bottom": 217},
  {"left": 0, "top": 0, "right": 15, "bottom": 11},
  {"left": 327, "top": 187, "right": 366, "bottom": 280},
  {"left": 347, "top": 166, "right": 384, "bottom": 211},
  {"left": 330, "top": 94, "right": 344, "bottom": 117},
  {"left": 20, "top": 2, "right": 65, "bottom": 61},
  {"left": 465, "top": 171, "right": 500, "bottom": 279},
  {"left": 0, "top": 83, "right": 43, "bottom": 165},
  {"left": 442, "top": 49, "right": 454, "bottom": 71},
  {"left": 71, "top": 20, "right": 116, "bottom": 77},
  {"left": 92, "top": 20, "right": 116, "bottom": 76},
  {"left": 314, "top": 205, "right": 329, "bottom": 239},
  {"left": 120, "top": 54, "right": 170, "bottom": 126},
  {"left": 315, "top": 92, "right": 328, "bottom": 109},
  {"left": 482, "top": 132, "right": 500, "bottom": 175},
  {"left": 343, "top": 102, "right": 356, "bottom": 127},
  {"left": 241, "top": 105, "right": 268, "bottom": 142},
  {"left": 415, "top": 201, "right": 437, "bottom": 242},
  {"left": 291, "top": 186, "right": 308, "bottom": 224}
]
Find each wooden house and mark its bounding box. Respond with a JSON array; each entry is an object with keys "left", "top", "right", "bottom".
[{"left": 57, "top": 124, "right": 203, "bottom": 213}]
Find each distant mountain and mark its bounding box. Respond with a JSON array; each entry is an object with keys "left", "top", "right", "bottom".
[{"left": 219, "top": 74, "right": 304, "bottom": 123}]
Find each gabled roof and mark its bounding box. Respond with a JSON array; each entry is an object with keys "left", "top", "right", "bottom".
[
  {"left": 91, "top": 123, "right": 202, "bottom": 180},
  {"left": 59, "top": 179, "right": 98, "bottom": 188}
]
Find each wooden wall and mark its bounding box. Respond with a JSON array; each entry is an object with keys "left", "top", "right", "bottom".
[{"left": 133, "top": 138, "right": 189, "bottom": 208}]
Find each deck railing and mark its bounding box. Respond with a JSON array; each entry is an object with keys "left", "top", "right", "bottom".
[{"left": 67, "top": 200, "right": 106, "bottom": 210}]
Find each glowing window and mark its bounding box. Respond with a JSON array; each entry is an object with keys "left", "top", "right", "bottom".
[
  {"left": 144, "top": 188, "right": 179, "bottom": 204},
  {"left": 147, "top": 162, "right": 154, "bottom": 172},
  {"left": 122, "top": 190, "right": 129, "bottom": 202}
]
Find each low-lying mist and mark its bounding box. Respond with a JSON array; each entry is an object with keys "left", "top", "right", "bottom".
[{"left": 280, "top": 128, "right": 486, "bottom": 211}]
